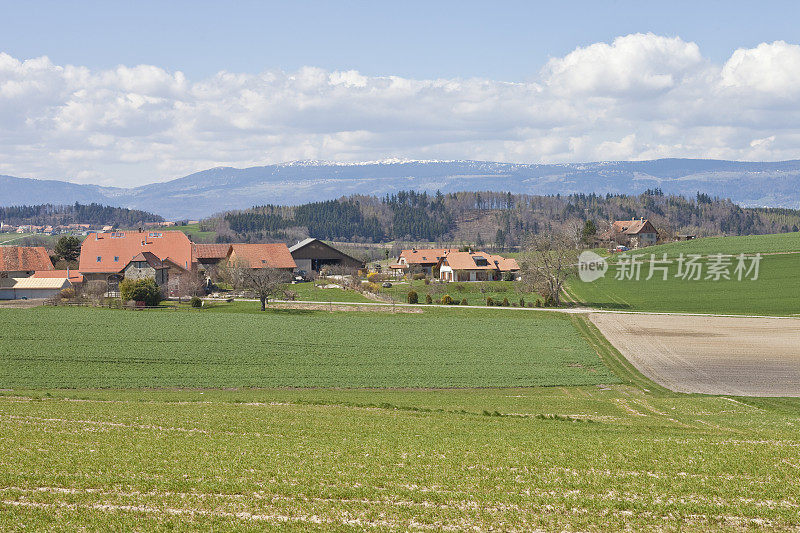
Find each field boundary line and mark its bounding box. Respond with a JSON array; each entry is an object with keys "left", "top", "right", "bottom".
[{"left": 571, "top": 314, "right": 673, "bottom": 395}]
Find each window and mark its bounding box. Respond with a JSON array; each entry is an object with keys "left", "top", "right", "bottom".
[
  {"left": 110, "top": 232, "right": 125, "bottom": 238},
  {"left": 148, "top": 232, "right": 162, "bottom": 238},
  {"left": 114, "top": 256, "right": 119, "bottom": 262},
  {"left": 96, "top": 256, "right": 102, "bottom": 262}
]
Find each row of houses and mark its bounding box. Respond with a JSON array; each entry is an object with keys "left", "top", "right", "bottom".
[
  {"left": 391, "top": 248, "right": 520, "bottom": 282},
  {"left": 0, "top": 232, "right": 365, "bottom": 299}
]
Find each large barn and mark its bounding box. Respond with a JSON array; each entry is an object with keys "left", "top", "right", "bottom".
[{"left": 289, "top": 238, "right": 363, "bottom": 274}]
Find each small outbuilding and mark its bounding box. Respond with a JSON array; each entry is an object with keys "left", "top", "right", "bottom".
[
  {"left": 0, "top": 276, "right": 72, "bottom": 300},
  {"left": 289, "top": 238, "right": 363, "bottom": 274}
]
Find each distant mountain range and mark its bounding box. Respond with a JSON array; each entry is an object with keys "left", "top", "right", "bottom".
[{"left": 3, "top": 159, "right": 800, "bottom": 219}]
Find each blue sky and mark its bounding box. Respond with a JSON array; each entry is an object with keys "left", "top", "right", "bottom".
[
  {"left": 1, "top": 1, "right": 800, "bottom": 186},
  {"left": 2, "top": 0, "right": 798, "bottom": 81}
]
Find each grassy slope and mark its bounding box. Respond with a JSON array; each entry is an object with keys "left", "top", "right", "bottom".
[
  {"left": 635, "top": 230, "right": 800, "bottom": 257},
  {"left": 568, "top": 233, "right": 800, "bottom": 316},
  {"left": 0, "top": 305, "right": 617, "bottom": 388}
]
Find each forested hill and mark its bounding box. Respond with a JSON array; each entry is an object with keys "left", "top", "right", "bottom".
[
  {"left": 0, "top": 203, "right": 164, "bottom": 227},
  {"left": 206, "top": 190, "right": 800, "bottom": 246}
]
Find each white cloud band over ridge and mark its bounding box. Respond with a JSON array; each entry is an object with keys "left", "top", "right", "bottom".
[{"left": 2, "top": 33, "right": 800, "bottom": 186}]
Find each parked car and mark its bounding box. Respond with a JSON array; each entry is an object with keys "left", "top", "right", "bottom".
[{"left": 382, "top": 281, "right": 393, "bottom": 288}]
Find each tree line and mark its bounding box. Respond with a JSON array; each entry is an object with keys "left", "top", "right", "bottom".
[
  {"left": 0, "top": 202, "right": 164, "bottom": 227},
  {"left": 206, "top": 190, "right": 800, "bottom": 245}
]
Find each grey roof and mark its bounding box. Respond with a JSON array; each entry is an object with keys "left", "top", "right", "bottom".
[{"left": 289, "top": 237, "right": 319, "bottom": 252}]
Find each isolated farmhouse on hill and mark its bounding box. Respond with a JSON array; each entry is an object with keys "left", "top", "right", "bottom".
[
  {"left": 604, "top": 218, "right": 659, "bottom": 248},
  {"left": 438, "top": 251, "right": 519, "bottom": 282},
  {"left": 289, "top": 238, "right": 363, "bottom": 274},
  {"left": 0, "top": 246, "right": 54, "bottom": 278}
]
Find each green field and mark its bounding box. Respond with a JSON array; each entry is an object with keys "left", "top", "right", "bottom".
[
  {"left": 287, "top": 281, "right": 373, "bottom": 303},
  {"left": 0, "top": 305, "right": 615, "bottom": 389},
  {"left": 379, "top": 279, "right": 535, "bottom": 306},
  {"left": 638, "top": 231, "right": 800, "bottom": 257},
  {"left": 568, "top": 233, "right": 800, "bottom": 316},
  {"left": 2, "top": 297, "right": 799, "bottom": 528},
  {"left": 1, "top": 385, "right": 799, "bottom": 530},
  {"left": 158, "top": 222, "right": 217, "bottom": 242}
]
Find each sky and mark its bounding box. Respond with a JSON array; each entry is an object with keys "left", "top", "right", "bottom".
[{"left": 1, "top": 0, "right": 800, "bottom": 187}]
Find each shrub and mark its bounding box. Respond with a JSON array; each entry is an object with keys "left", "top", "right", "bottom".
[
  {"left": 460, "top": 298, "right": 468, "bottom": 305},
  {"left": 413, "top": 273, "right": 426, "bottom": 280},
  {"left": 502, "top": 298, "right": 510, "bottom": 307},
  {"left": 441, "top": 294, "right": 453, "bottom": 305},
  {"left": 519, "top": 298, "right": 525, "bottom": 307},
  {"left": 366, "top": 272, "right": 380, "bottom": 282},
  {"left": 502, "top": 271, "right": 516, "bottom": 281},
  {"left": 535, "top": 299, "right": 542, "bottom": 308},
  {"left": 425, "top": 294, "right": 433, "bottom": 304},
  {"left": 119, "top": 278, "right": 162, "bottom": 307},
  {"left": 365, "top": 282, "right": 381, "bottom": 293},
  {"left": 282, "top": 290, "right": 298, "bottom": 301},
  {"left": 407, "top": 290, "right": 419, "bottom": 304},
  {"left": 59, "top": 287, "right": 76, "bottom": 300},
  {"left": 423, "top": 277, "right": 430, "bottom": 285},
  {"left": 190, "top": 296, "right": 203, "bottom": 308},
  {"left": 486, "top": 297, "right": 494, "bottom": 306}
]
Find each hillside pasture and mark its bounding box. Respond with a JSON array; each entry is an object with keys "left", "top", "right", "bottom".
[{"left": 568, "top": 250, "right": 800, "bottom": 316}]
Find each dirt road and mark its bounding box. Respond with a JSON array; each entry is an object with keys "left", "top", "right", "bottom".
[{"left": 589, "top": 312, "right": 800, "bottom": 396}]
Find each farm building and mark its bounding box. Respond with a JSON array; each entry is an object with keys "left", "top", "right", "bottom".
[
  {"left": 604, "top": 218, "right": 659, "bottom": 248},
  {"left": 122, "top": 252, "right": 169, "bottom": 286},
  {"left": 78, "top": 230, "right": 194, "bottom": 292},
  {"left": 395, "top": 248, "right": 458, "bottom": 275},
  {"left": 438, "top": 251, "right": 519, "bottom": 282},
  {"left": 289, "top": 238, "right": 363, "bottom": 274},
  {"left": 194, "top": 244, "right": 231, "bottom": 274},
  {"left": 0, "top": 246, "right": 54, "bottom": 278},
  {"left": 227, "top": 243, "right": 296, "bottom": 271},
  {"left": 32, "top": 269, "right": 84, "bottom": 287},
  {"left": 0, "top": 276, "right": 71, "bottom": 300}
]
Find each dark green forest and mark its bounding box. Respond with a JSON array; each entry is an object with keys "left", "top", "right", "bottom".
[
  {"left": 0, "top": 203, "right": 163, "bottom": 227},
  {"left": 209, "top": 190, "right": 800, "bottom": 246}
]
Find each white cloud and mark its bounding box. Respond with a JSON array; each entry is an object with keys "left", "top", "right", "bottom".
[{"left": 2, "top": 34, "right": 800, "bottom": 187}]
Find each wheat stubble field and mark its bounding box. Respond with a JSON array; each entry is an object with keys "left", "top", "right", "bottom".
[{"left": 590, "top": 312, "right": 800, "bottom": 396}]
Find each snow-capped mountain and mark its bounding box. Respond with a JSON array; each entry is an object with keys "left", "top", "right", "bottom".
[{"left": 4, "top": 158, "right": 800, "bottom": 219}]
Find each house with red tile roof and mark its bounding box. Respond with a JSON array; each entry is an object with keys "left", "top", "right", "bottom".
[
  {"left": 78, "top": 230, "right": 194, "bottom": 290},
  {"left": 0, "top": 246, "right": 54, "bottom": 278},
  {"left": 603, "top": 218, "right": 659, "bottom": 248},
  {"left": 227, "top": 243, "right": 296, "bottom": 271},
  {"left": 438, "top": 251, "right": 519, "bottom": 282},
  {"left": 396, "top": 248, "right": 459, "bottom": 275},
  {"left": 194, "top": 243, "right": 232, "bottom": 274}
]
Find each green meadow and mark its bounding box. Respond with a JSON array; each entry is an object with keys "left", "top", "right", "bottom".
[
  {"left": 0, "top": 305, "right": 615, "bottom": 389},
  {"left": 568, "top": 233, "right": 800, "bottom": 316}
]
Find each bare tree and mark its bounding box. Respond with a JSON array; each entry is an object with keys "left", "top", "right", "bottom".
[
  {"left": 221, "top": 259, "right": 249, "bottom": 291},
  {"left": 244, "top": 267, "right": 291, "bottom": 310},
  {"left": 83, "top": 280, "right": 108, "bottom": 305},
  {"left": 174, "top": 269, "right": 205, "bottom": 303},
  {"left": 519, "top": 230, "right": 579, "bottom": 306}
]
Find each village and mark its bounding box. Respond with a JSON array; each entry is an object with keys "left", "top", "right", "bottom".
[{"left": 0, "top": 218, "right": 660, "bottom": 302}]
